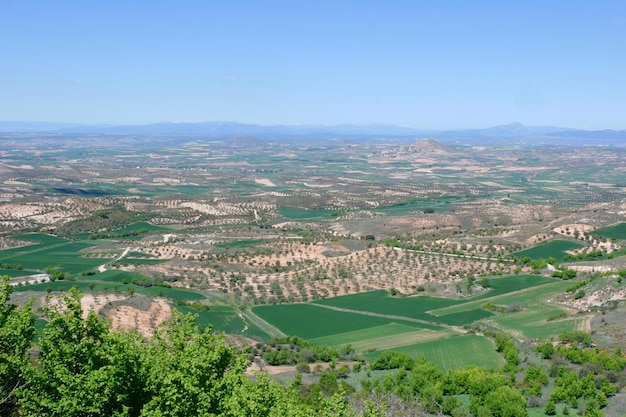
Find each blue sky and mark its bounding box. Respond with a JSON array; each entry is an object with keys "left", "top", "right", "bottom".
[{"left": 1, "top": 1, "right": 624, "bottom": 129}]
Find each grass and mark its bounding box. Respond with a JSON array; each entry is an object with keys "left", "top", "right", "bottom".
[
  {"left": 511, "top": 240, "right": 585, "bottom": 262},
  {"left": 0, "top": 269, "right": 33, "bottom": 278},
  {"left": 86, "top": 270, "right": 149, "bottom": 282},
  {"left": 348, "top": 328, "right": 456, "bottom": 353},
  {"left": 174, "top": 306, "right": 270, "bottom": 340},
  {"left": 9, "top": 233, "right": 67, "bottom": 245},
  {"left": 591, "top": 222, "right": 626, "bottom": 240},
  {"left": 312, "top": 276, "right": 553, "bottom": 326},
  {"left": 313, "top": 290, "right": 458, "bottom": 322},
  {"left": 254, "top": 275, "right": 579, "bottom": 368},
  {"left": 252, "top": 303, "right": 421, "bottom": 339},
  {"left": 481, "top": 284, "right": 584, "bottom": 339},
  {"left": 116, "top": 258, "right": 166, "bottom": 265},
  {"left": 214, "top": 239, "right": 266, "bottom": 249},
  {"left": 310, "top": 323, "right": 443, "bottom": 348},
  {"left": 365, "top": 334, "right": 503, "bottom": 371},
  {"left": 372, "top": 196, "right": 458, "bottom": 215},
  {"left": 472, "top": 275, "right": 556, "bottom": 298},
  {"left": 13, "top": 280, "right": 205, "bottom": 301},
  {"left": 0, "top": 236, "right": 105, "bottom": 274},
  {"left": 429, "top": 277, "right": 562, "bottom": 316}
]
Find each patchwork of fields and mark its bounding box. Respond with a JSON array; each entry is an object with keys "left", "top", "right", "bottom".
[
  {"left": 0, "top": 227, "right": 603, "bottom": 370},
  {"left": 252, "top": 275, "right": 581, "bottom": 370}
]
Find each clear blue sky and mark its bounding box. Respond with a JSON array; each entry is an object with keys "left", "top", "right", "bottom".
[{"left": 1, "top": 1, "right": 624, "bottom": 129}]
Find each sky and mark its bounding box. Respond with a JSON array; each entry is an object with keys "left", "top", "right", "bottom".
[{"left": 1, "top": 1, "right": 625, "bottom": 129}]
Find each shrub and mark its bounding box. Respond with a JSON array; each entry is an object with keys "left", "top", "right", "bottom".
[{"left": 296, "top": 363, "right": 311, "bottom": 373}]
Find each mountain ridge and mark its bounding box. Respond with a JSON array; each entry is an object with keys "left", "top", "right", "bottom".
[{"left": 1, "top": 121, "right": 625, "bottom": 147}]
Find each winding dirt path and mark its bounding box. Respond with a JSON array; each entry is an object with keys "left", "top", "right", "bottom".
[{"left": 98, "top": 247, "right": 131, "bottom": 273}]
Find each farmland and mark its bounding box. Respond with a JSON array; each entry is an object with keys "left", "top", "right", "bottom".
[
  {"left": 1, "top": 135, "right": 626, "bottom": 375},
  {"left": 592, "top": 222, "right": 626, "bottom": 240},
  {"left": 511, "top": 240, "right": 586, "bottom": 262},
  {"left": 366, "top": 334, "right": 503, "bottom": 370},
  {"left": 252, "top": 274, "right": 586, "bottom": 368}
]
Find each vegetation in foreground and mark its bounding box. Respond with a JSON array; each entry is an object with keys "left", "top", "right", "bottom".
[{"left": 3, "top": 276, "right": 626, "bottom": 417}]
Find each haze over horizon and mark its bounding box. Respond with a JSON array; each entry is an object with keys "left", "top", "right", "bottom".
[{"left": 1, "top": 1, "right": 625, "bottom": 130}]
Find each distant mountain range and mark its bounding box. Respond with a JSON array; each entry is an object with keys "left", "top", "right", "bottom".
[{"left": 1, "top": 121, "right": 625, "bottom": 147}]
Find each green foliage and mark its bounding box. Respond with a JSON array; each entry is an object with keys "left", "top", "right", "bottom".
[
  {"left": 259, "top": 336, "right": 341, "bottom": 365},
  {"left": 447, "top": 367, "right": 514, "bottom": 415},
  {"left": 17, "top": 287, "right": 146, "bottom": 417},
  {"left": 563, "top": 250, "right": 605, "bottom": 262},
  {"left": 370, "top": 351, "right": 415, "bottom": 370},
  {"left": 0, "top": 276, "right": 35, "bottom": 415},
  {"left": 524, "top": 365, "right": 548, "bottom": 396},
  {"left": 14, "top": 287, "right": 357, "bottom": 417},
  {"left": 140, "top": 311, "right": 249, "bottom": 416},
  {"left": 552, "top": 268, "right": 577, "bottom": 279},
  {"left": 45, "top": 266, "right": 67, "bottom": 281},
  {"left": 482, "top": 386, "right": 526, "bottom": 417},
  {"left": 0, "top": 262, "right": 22, "bottom": 270},
  {"left": 544, "top": 399, "right": 556, "bottom": 415},
  {"left": 536, "top": 341, "right": 556, "bottom": 359},
  {"left": 560, "top": 331, "right": 593, "bottom": 347},
  {"left": 493, "top": 332, "right": 519, "bottom": 373},
  {"left": 3, "top": 280, "right": 625, "bottom": 416},
  {"left": 565, "top": 277, "right": 594, "bottom": 293}
]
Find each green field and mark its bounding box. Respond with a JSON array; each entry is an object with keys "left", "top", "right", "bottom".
[
  {"left": 310, "top": 323, "right": 449, "bottom": 349},
  {"left": 114, "top": 221, "right": 170, "bottom": 233},
  {"left": 86, "top": 270, "right": 150, "bottom": 282},
  {"left": 366, "top": 334, "right": 504, "bottom": 370},
  {"left": 312, "top": 276, "right": 554, "bottom": 326},
  {"left": 0, "top": 237, "right": 105, "bottom": 274},
  {"left": 591, "top": 222, "right": 626, "bottom": 240},
  {"left": 214, "top": 239, "right": 266, "bottom": 249},
  {"left": 511, "top": 240, "right": 585, "bottom": 261},
  {"left": 252, "top": 303, "right": 428, "bottom": 339},
  {"left": 0, "top": 269, "right": 32, "bottom": 278},
  {"left": 174, "top": 305, "right": 269, "bottom": 340},
  {"left": 116, "top": 258, "right": 166, "bottom": 265},
  {"left": 313, "top": 290, "right": 458, "bottom": 321},
  {"left": 13, "top": 280, "right": 205, "bottom": 301},
  {"left": 429, "top": 278, "right": 564, "bottom": 317},
  {"left": 254, "top": 274, "right": 581, "bottom": 369},
  {"left": 372, "top": 197, "right": 458, "bottom": 215}
]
